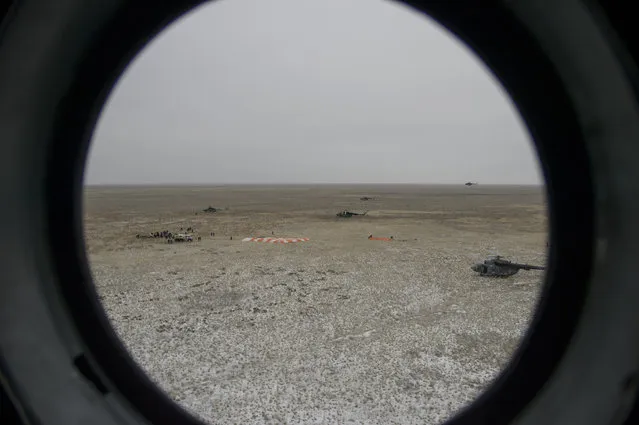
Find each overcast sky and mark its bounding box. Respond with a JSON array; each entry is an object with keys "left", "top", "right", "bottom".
[{"left": 85, "top": 0, "right": 543, "bottom": 185}]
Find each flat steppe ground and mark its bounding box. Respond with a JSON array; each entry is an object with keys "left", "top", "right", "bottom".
[{"left": 84, "top": 184, "right": 548, "bottom": 425}]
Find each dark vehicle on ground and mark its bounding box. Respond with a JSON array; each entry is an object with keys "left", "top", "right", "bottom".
[
  {"left": 471, "top": 255, "right": 545, "bottom": 277},
  {"left": 336, "top": 210, "right": 368, "bottom": 218}
]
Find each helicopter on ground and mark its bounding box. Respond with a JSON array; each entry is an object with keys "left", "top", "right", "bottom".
[
  {"left": 471, "top": 255, "right": 545, "bottom": 277},
  {"left": 336, "top": 210, "right": 368, "bottom": 218}
]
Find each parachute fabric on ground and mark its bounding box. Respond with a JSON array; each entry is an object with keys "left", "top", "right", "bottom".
[
  {"left": 368, "top": 236, "right": 394, "bottom": 241},
  {"left": 242, "top": 237, "right": 310, "bottom": 244}
]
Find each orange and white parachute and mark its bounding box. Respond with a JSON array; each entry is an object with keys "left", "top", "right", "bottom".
[{"left": 242, "top": 237, "right": 309, "bottom": 244}]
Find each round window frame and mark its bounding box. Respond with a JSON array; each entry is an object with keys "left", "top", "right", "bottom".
[{"left": 0, "top": 1, "right": 638, "bottom": 425}]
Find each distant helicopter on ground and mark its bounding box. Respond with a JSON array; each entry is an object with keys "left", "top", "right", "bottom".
[
  {"left": 336, "top": 210, "right": 368, "bottom": 218},
  {"left": 465, "top": 181, "right": 478, "bottom": 186},
  {"left": 471, "top": 255, "right": 545, "bottom": 277}
]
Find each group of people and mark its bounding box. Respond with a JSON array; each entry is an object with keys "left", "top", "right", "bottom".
[
  {"left": 136, "top": 226, "right": 201, "bottom": 243},
  {"left": 137, "top": 227, "right": 245, "bottom": 243}
]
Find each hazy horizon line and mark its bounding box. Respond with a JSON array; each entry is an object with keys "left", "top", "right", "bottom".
[{"left": 84, "top": 182, "right": 544, "bottom": 187}]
